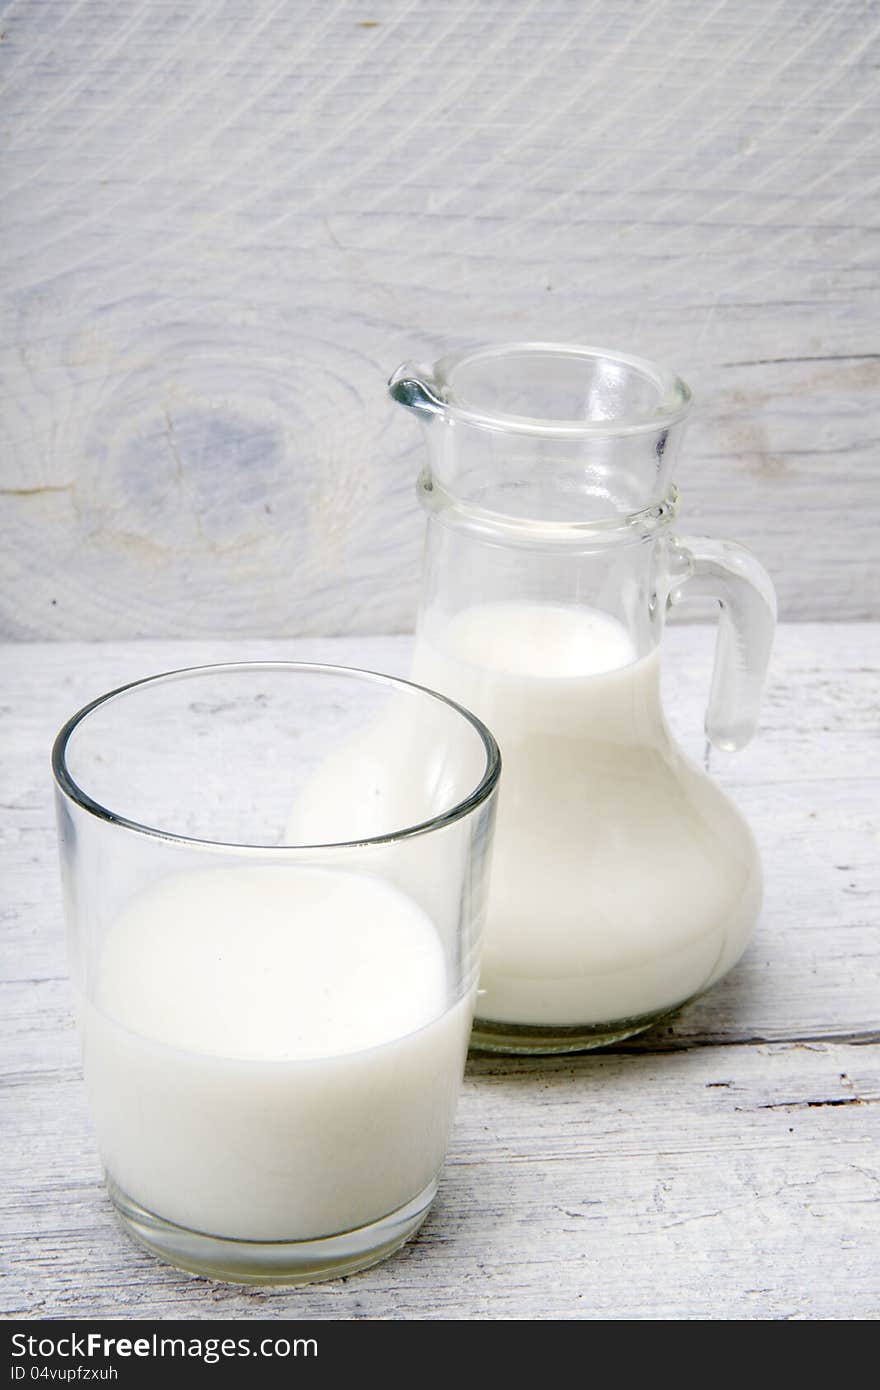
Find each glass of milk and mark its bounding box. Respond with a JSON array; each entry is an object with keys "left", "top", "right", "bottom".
[
  {"left": 390, "top": 342, "right": 777, "bottom": 1054},
  {"left": 52, "top": 663, "right": 499, "bottom": 1284}
]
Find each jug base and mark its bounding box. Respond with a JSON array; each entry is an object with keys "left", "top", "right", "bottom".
[{"left": 469, "top": 1002, "right": 688, "bottom": 1055}]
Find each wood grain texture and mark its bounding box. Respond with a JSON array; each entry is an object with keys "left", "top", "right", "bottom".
[
  {"left": 1, "top": 624, "right": 878, "bottom": 1319},
  {"left": 1, "top": 0, "right": 878, "bottom": 638}
]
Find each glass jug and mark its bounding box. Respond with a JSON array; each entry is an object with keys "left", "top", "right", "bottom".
[{"left": 389, "top": 342, "right": 776, "bottom": 1054}]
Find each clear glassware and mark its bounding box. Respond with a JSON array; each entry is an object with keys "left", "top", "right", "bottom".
[
  {"left": 390, "top": 342, "right": 776, "bottom": 1054},
  {"left": 52, "top": 663, "right": 499, "bottom": 1283}
]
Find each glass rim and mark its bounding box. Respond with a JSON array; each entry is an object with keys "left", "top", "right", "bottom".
[
  {"left": 433, "top": 340, "right": 692, "bottom": 437},
  {"left": 51, "top": 661, "right": 501, "bottom": 852}
]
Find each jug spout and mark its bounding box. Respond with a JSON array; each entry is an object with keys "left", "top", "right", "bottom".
[{"left": 388, "top": 363, "right": 447, "bottom": 418}]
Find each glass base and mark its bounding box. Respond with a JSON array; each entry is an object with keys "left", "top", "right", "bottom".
[
  {"left": 470, "top": 1001, "right": 687, "bottom": 1055},
  {"left": 107, "top": 1175, "right": 437, "bottom": 1285}
]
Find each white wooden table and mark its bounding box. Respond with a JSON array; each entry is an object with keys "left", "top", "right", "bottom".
[{"left": 2, "top": 624, "right": 877, "bottom": 1320}]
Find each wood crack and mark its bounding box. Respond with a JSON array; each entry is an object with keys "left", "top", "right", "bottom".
[
  {"left": 755, "top": 1096, "right": 870, "bottom": 1111},
  {"left": 721, "top": 353, "right": 880, "bottom": 367},
  {"left": 604, "top": 1029, "right": 880, "bottom": 1055},
  {"left": 0, "top": 483, "right": 74, "bottom": 497}
]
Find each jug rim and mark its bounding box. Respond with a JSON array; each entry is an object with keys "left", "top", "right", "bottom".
[{"left": 392, "top": 341, "right": 692, "bottom": 438}]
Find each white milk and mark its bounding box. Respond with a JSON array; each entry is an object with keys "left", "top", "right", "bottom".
[
  {"left": 412, "top": 601, "right": 761, "bottom": 1027},
  {"left": 81, "top": 866, "right": 471, "bottom": 1241}
]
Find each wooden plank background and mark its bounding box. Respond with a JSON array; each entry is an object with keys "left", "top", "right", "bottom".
[{"left": 1, "top": 0, "right": 877, "bottom": 639}]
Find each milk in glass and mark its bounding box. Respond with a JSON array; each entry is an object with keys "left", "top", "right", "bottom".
[{"left": 81, "top": 865, "right": 470, "bottom": 1241}]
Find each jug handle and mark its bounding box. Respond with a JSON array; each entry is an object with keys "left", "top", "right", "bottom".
[{"left": 666, "top": 536, "right": 777, "bottom": 753}]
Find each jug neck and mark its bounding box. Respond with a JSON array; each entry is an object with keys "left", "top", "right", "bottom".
[{"left": 390, "top": 343, "right": 690, "bottom": 550}]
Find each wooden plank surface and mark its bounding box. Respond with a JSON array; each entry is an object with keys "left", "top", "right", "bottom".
[
  {"left": 2, "top": 0, "right": 878, "bottom": 638},
  {"left": 1, "top": 623, "right": 878, "bottom": 1319}
]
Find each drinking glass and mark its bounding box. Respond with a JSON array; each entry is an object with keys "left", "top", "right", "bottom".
[{"left": 52, "top": 663, "right": 499, "bottom": 1283}]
